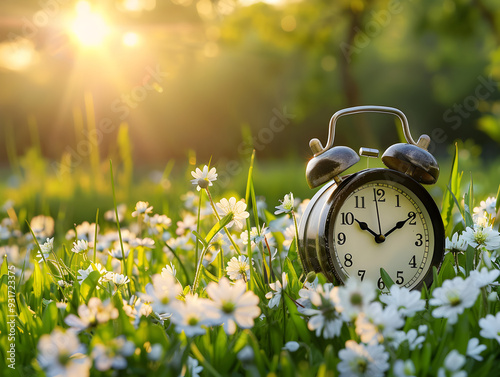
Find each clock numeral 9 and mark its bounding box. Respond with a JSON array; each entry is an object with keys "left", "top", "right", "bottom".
[
  {"left": 344, "top": 253, "right": 353, "bottom": 267},
  {"left": 337, "top": 232, "right": 346, "bottom": 245},
  {"left": 415, "top": 233, "right": 423, "bottom": 246},
  {"left": 341, "top": 212, "right": 354, "bottom": 225}
]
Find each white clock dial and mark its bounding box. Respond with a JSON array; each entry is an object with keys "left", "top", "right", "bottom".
[{"left": 330, "top": 180, "right": 435, "bottom": 291}]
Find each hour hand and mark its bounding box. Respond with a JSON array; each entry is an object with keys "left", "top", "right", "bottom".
[
  {"left": 354, "top": 219, "right": 378, "bottom": 237},
  {"left": 384, "top": 217, "right": 411, "bottom": 238}
]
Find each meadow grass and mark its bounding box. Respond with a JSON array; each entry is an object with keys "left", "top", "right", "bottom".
[{"left": 0, "top": 143, "right": 499, "bottom": 376}]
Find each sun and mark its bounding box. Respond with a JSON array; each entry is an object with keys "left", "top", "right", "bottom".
[{"left": 70, "top": 1, "right": 110, "bottom": 47}]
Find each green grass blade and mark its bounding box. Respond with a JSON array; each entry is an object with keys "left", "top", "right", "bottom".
[{"left": 441, "top": 143, "right": 462, "bottom": 231}]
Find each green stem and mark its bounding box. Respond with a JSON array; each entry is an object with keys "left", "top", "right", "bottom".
[
  {"left": 190, "top": 343, "right": 223, "bottom": 377},
  {"left": 195, "top": 190, "right": 203, "bottom": 267},
  {"left": 205, "top": 188, "right": 241, "bottom": 255},
  {"left": 110, "top": 160, "right": 131, "bottom": 298},
  {"left": 165, "top": 243, "right": 191, "bottom": 283},
  {"left": 93, "top": 209, "right": 99, "bottom": 264}
]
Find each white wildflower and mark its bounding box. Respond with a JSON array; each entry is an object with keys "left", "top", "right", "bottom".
[
  {"left": 216, "top": 197, "right": 250, "bottom": 230},
  {"left": 337, "top": 340, "right": 389, "bottom": 377},
  {"left": 191, "top": 165, "right": 218, "bottom": 191}
]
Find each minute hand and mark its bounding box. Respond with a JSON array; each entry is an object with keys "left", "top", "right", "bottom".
[{"left": 384, "top": 216, "right": 411, "bottom": 238}]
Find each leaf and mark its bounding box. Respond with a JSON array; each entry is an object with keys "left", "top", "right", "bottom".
[
  {"left": 41, "top": 301, "right": 58, "bottom": 334},
  {"left": 205, "top": 213, "right": 233, "bottom": 245},
  {"left": 441, "top": 144, "right": 462, "bottom": 231},
  {"left": 80, "top": 270, "right": 101, "bottom": 303},
  {"left": 192, "top": 230, "right": 209, "bottom": 249},
  {"left": 284, "top": 294, "right": 311, "bottom": 343},
  {"left": 33, "top": 261, "right": 44, "bottom": 313},
  {"left": 380, "top": 268, "right": 395, "bottom": 290}
]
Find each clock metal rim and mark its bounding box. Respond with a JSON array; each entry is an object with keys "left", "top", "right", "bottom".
[{"left": 322, "top": 168, "right": 445, "bottom": 290}]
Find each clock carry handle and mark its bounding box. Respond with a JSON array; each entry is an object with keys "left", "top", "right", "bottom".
[{"left": 306, "top": 105, "right": 439, "bottom": 188}]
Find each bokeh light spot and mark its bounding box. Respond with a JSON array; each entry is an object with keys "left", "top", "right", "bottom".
[
  {"left": 281, "top": 15, "right": 296, "bottom": 32},
  {"left": 71, "top": 1, "right": 109, "bottom": 47}
]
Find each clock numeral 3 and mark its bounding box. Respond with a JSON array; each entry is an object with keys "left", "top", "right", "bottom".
[
  {"left": 415, "top": 233, "right": 423, "bottom": 246},
  {"left": 341, "top": 212, "right": 354, "bottom": 225},
  {"left": 337, "top": 232, "right": 346, "bottom": 245},
  {"left": 344, "top": 253, "right": 353, "bottom": 267}
]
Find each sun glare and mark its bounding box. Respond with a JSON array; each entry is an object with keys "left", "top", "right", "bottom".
[
  {"left": 71, "top": 1, "right": 109, "bottom": 47},
  {"left": 122, "top": 32, "right": 139, "bottom": 47}
]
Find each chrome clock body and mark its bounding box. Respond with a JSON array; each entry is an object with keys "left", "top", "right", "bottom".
[
  {"left": 298, "top": 168, "right": 445, "bottom": 290},
  {"left": 298, "top": 105, "right": 445, "bottom": 290}
]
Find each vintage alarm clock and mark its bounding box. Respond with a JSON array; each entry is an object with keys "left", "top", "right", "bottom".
[{"left": 298, "top": 106, "right": 445, "bottom": 290}]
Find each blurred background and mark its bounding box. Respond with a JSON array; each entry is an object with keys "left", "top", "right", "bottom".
[{"left": 0, "top": 0, "right": 499, "bottom": 222}]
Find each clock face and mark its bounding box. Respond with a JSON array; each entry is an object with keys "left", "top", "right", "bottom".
[{"left": 325, "top": 169, "right": 444, "bottom": 291}]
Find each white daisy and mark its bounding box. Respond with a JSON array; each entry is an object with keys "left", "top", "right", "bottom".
[
  {"left": 112, "top": 273, "right": 130, "bottom": 286},
  {"left": 226, "top": 255, "right": 251, "bottom": 281},
  {"left": 468, "top": 267, "right": 500, "bottom": 288},
  {"left": 91, "top": 336, "right": 135, "bottom": 371},
  {"left": 265, "top": 272, "right": 288, "bottom": 309},
  {"left": 36, "top": 237, "right": 54, "bottom": 262},
  {"left": 466, "top": 338, "right": 486, "bottom": 361},
  {"left": 473, "top": 197, "right": 497, "bottom": 218},
  {"left": 64, "top": 297, "right": 118, "bottom": 332},
  {"left": 139, "top": 274, "right": 182, "bottom": 316},
  {"left": 331, "top": 278, "right": 377, "bottom": 321},
  {"left": 445, "top": 232, "right": 468, "bottom": 255},
  {"left": 461, "top": 225, "right": 500, "bottom": 250},
  {"left": 437, "top": 350, "right": 466, "bottom": 377},
  {"left": 161, "top": 263, "right": 177, "bottom": 278},
  {"left": 216, "top": 197, "right": 250, "bottom": 230},
  {"left": 337, "top": 340, "right": 389, "bottom": 377},
  {"left": 429, "top": 276, "right": 480, "bottom": 324},
  {"left": 37, "top": 328, "right": 90, "bottom": 377},
  {"left": 191, "top": 165, "right": 218, "bottom": 191},
  {"left": 355, "top": 302, "right": 404, "bottom": 344},
  {"left": 393, "top": 359, "right": 416, "bottom": 377},
  {"left": 170, "top": 294, "right": 210, "bottom": 337},
  {"left": 379, "top": 284, "right": 426, "bottom": 317},
  {"left": 479, "top": 312, "right": 500, "bottom": 343},
  {"left": 130, "top": 237, "right": 155, "bottom": 248},
  {"left": 305, "top": 283, "right": 343, "bottom": 339},
  {"left": 71, "top": 239, "right": 89, "bottom": 254},
  {"left": 274, "top": 193, "right": 294, "bottom": 215},
  {"left": 182, "top": 356, "right": 203, "bottom": 377},
  {"left": 204, "top": 277, "right": 261, "bottom": 335},
  {"left": 132, "top": 201, "right": 153, "bottom": 217}
]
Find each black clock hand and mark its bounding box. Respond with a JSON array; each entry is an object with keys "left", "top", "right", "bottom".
[
  {"left": 354, "top": 219, "right": 385, "bottom": 243},
  {"left": 384, "top": 216, "right": 412, "bottom": 238},
  {"left": 354, "top": 219, "right": 378, "bottom": 237},
  {"left": 373, "top": 188, "right": 383, "bottom": 235}
]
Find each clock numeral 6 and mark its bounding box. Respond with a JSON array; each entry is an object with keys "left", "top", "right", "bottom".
[
  {"left": 377, "top": 277, "right": 386, "bottom": 290},
  {"left": 337, "top": 232, "right": 346, "bottom": 245},
  {"left": 344, "top": 253, "right": 353, "bottom": 267}
]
